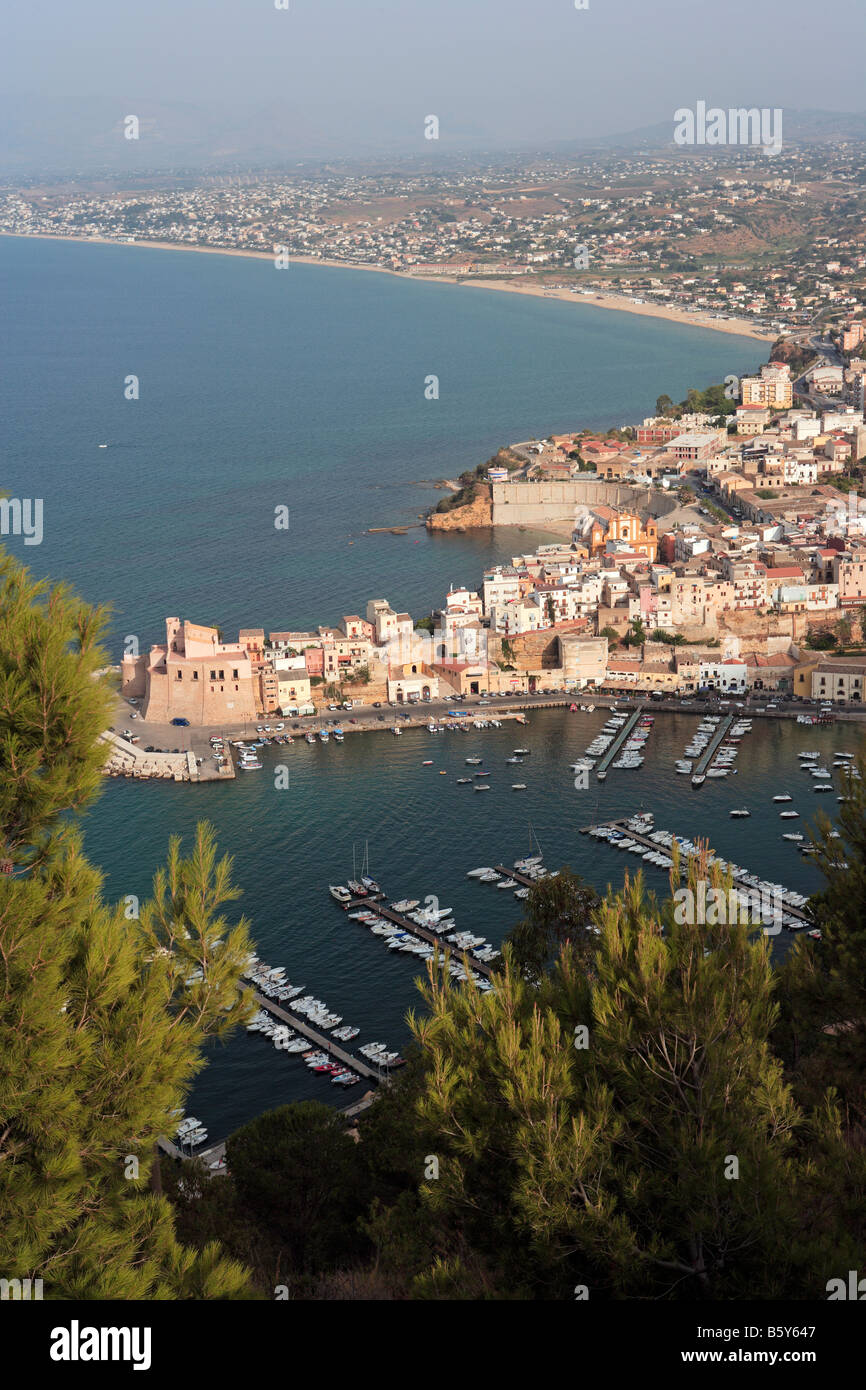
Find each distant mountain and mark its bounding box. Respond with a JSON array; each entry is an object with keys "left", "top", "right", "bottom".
[
  {"left": 567, "top": 109, "right": 866, "bottom": 151},
  {"left": 2, "top": 92, "right": 865, "bottom": 181}
]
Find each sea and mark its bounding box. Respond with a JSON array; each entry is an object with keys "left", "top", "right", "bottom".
[{"left": 4, "top": 232, "right": 838, "bottom": 1141}]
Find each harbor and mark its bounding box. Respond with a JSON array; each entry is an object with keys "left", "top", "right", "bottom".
[{"left": 87, "top": 705, "right": 860, "bottom": 1141}]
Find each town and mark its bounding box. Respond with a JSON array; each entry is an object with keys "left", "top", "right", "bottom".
[
  {"left": 4, "top": 139, "right": 866, "bottom": 336},
  {"left": 115, "top": 346, "right": 866, "bottom": 766}
]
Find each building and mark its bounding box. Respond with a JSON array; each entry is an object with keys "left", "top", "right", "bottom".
[
  {"left": 807, "top": 657, "right": 866, "bottom": 703},
  {"left": 121, "top": 618, "right": 258, "bottom": 726},
  {"left": 741, "top": 363, "right": 793, "bottom": 410}
]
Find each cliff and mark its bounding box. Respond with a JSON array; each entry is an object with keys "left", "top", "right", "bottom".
[{"left": 427, "top": 484, "right": 493, "bottom": 531}]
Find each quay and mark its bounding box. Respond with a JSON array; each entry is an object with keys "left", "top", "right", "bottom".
[
  {"left": 580, "top": 817, "right": 814, "bottom": 927},
  {"left": 594, "top": 705, "right": 646, "bottom": 777},
  {"left": 343, "top": 897, "right": 493, "bottom": 980},
  {"left": 693, "top": 714, "right": 735, "bottom": 778}
]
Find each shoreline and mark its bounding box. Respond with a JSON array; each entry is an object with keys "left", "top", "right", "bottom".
[{"left": 0, "top": 231, "right": 774, "bottom": 342}]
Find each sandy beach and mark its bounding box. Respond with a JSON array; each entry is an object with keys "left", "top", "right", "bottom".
[{"left": 0, "top": 231, "right": 775, "bottom": 342}]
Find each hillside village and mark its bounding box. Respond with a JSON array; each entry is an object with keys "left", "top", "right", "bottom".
[{"left": 121, "top": 338, "right": 866, "bottom": 724}]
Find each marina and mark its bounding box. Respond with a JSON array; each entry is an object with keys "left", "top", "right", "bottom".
[{"left": 85, "top": 706, "right": 860, "bottom": 1140}]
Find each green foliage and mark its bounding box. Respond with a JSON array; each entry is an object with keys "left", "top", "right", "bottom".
[
  {"left": 0, "top": 549, "right": 254, "bottom": 1298},
  {"left": 228, "top": 1103, "right": 371, "bottom": 1274},
  {"left": 505, "top": 868, "right": 601, "bottom": 983},
  {"left": 805, "top": 628, "right": 839, "bottom": 651}
]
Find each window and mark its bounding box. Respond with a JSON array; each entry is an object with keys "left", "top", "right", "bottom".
[
  {"left": 210, "top": 670, "right": 216, "bottom": 681},
  {"left": 192, "top": 671, "right": 198, "bottom": 681},
  {"left": 232, "top": 669, "right": 239, "bottom": 680},
  {"left": 218, "top": 670, "right": 224, "bottom": 680},
  {"left": 175, "top": 671, "right": 182, "bottom": 680}
]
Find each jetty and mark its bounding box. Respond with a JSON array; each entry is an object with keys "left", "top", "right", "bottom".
[
  {"left": 343, "top": 896, "right": 493, "bottom": 980},
  {"left": 580, "top": 817, "right": 814, "bottom": 927},
  {"left": 595, "top": 705, "right": 646, "bottom": 777},
  {"left": 693, "top": 714, "right": 735, "bottom": 778},
  {"left": 252, "top": 992, "right": 384, "bottom": 1080}
]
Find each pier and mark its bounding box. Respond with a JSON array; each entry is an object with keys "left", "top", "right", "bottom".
[
  {"left": 580, "top": 817, "right": 814, "bottom": 927},
  {"left": 693, "top": 714, "right": 735, "bottom": 778},
  {"left": 344, "top": 898, "right": 493, "bottom": 980},
  {"left": 252, "top": 992, "right": 385, "bottom": 1081},
  {"left": 493, "top": 864, "right": 535, "bottom": 889},
  {"left": 594, "top": 705, "right": 646, "bottom": 777}
]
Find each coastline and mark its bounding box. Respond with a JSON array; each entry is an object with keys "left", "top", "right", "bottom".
[{"left": 0, "top": 231, "right": 775, "bottom": 342}]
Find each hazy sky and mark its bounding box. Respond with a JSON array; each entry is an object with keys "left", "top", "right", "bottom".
[{"left": 4, "top": 0, "right": 866, "bottom": 171}]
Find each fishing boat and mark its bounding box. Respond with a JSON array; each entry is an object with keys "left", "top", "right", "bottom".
[
  {"left": 318, "top": 729, "right": 329, "bottom": 742},
  {"left": 305, "top": 731, "right": 315, "bottom": 744}
]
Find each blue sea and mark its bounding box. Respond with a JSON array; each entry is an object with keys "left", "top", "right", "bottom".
[{"left": 3, "top": 233, "right": 824, "bottom": 1140}]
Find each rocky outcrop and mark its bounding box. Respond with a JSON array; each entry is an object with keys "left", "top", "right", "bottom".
[{"left": 427, "top": 485, "right": 493, "bottom": 531}]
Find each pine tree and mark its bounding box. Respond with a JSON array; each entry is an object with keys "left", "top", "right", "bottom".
[
  {"left": 0, "top": 551, "right": 255, "bottom": 1298},
  {"left": 384, "top": 852, "right": 837, "bottom": 1299}
]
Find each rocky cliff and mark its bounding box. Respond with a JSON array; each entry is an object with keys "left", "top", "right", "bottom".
[{"left": 426, "top": 485, "right": 493, "bottom": 531}]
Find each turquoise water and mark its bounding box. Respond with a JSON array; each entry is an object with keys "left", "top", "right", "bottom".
[{"left": 1, "top": 234, "right": 793, "bottom": 1137}]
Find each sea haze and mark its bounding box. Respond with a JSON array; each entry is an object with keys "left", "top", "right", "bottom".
[{"left": 0, "top": 235, "right": 762, "bottom": 647}]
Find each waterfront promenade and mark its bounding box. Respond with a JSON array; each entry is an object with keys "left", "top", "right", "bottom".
[{"left": 106, "top": 688, "right": 866, "bottom": 786}]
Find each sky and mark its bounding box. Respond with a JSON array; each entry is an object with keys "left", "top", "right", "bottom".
[{"left": 3, "top": 0, "right": 866, "bottom": 173}]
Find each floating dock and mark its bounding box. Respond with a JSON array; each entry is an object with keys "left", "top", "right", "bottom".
[
  {"left": 342, "top": 897, "right": 493, "bottom": 980},
  {"left": 594, "top": 706, "right": 646, "bottom": 777},
  {"left": 252, "top": 992, "right": 385, "bottom": 1081},
  {"left": 580, "top": 817, "right": 814, "bottom": 927},
  {"left": 693, "top": 714, "right": 735, "bottom": 779}
]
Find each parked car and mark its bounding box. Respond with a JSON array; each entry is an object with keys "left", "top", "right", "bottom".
[
  {"left": 373, "top": 701, "right": 382, "bottom": 708},
  {"left": 376, "top": 714, "right": 385, "bottom": 721},
  {"left": 171, "top": 717, "right": 190, "bottom": 726}
]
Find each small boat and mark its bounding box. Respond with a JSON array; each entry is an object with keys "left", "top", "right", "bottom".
[
  {"left": 730, "top": 808, "right": 750, "bottom": 818},
  {"left": 318, "top": 730, "right": 329, "bottom": 742},
  {"left": 691, "top": 774, "right": 705, "bottom": 787},
  {"left": 466, "top": 757, "right": 482, "bottom": 765},
  {"left": 596, "top": 770, "right": 607, "bottom": 781},
  {"left": 513, "top": 748, "right": 530, "bottom": 755},
  {"left": 474, "top": 784, "right": 490, "bottom": 791},
  {"left": 773, "top": 794, "right": 792, "bottom": 802},
  {"left": 305, "top": 732, "right": 315, "bottom": 744},
  {"left": 329, "top": 884, "right": 352, "bottom": 903},
  {"left": 456, "top": 777, "right": 471, "bottom": 784},
  {"left": 780, "top": 811, "right": 800, "bottom": 819},
  {"left": 781, "top": 833, "right": 804, "bottom": 842},
  {"left": 813, "top": 784, "right": 833, "bottom": 792},
  {"left": 422, "top": 760, "right": 433, "bottom": 766},
  {"left": 392, "top": 726, "right": 401, "bottom": 735},
  {"left": 512, "top": 783, "right": 527, "bottom": 790}
]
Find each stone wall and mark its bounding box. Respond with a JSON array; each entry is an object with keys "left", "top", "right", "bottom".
[{"left": 491, "top": 480, "right": 681, "bottom": 528}]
